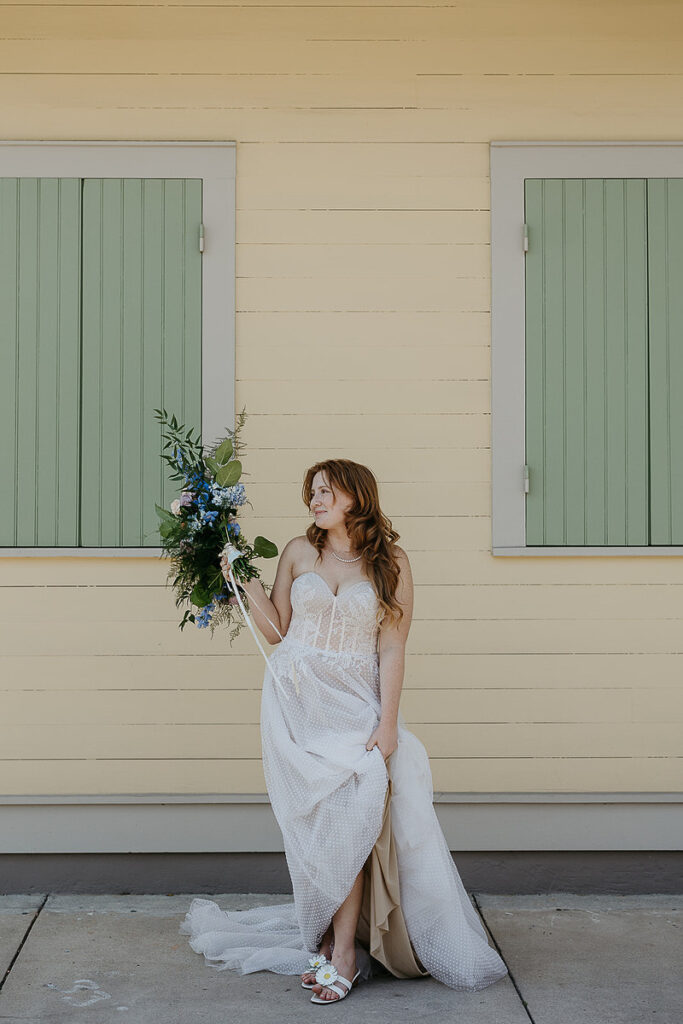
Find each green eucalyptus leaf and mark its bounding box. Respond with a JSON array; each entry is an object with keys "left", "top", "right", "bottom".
[
  {"left": 217, "top": 459, "right": 242, "bottom": 486},
  {"left": 253, "top": 535, "right": 279, "bottom": 558},
  {"left": 215, "top": 438, "right": 234, "bottom": 464},
  {"left": 154, "top": 502, "right": 176, "bottom": 522}
]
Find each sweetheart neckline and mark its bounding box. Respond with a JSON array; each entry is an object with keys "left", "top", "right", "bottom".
[{"left": 292, "top": 570, "right": 375, "bottom": 600}]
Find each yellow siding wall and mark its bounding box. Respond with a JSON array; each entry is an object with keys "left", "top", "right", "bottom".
[{"left": 2, "top": 0, "right": 683, "bottom": 797}]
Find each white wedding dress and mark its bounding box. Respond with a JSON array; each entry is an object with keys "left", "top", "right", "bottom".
[{"left": 180, "top": 571, "right": 509, "bottom": 991}]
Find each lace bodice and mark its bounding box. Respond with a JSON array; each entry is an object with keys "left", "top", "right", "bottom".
[{"left": 282, "top": 571, "right": 380, "bottom": 657}]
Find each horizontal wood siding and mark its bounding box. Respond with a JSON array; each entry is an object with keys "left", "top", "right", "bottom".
[{"left": 1, "top": 1, "right": 683, "bottom": 799}]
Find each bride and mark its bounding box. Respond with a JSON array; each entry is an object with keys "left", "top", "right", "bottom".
[{"left": 180, "top": 458, "right": 508, "bottom": 1004}]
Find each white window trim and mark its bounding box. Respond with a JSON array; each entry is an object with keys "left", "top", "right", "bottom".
[
  {"left": 0, "top": 140, "right": 235, "bottom": 557},
  {"left": 491, "top": 140, "right": 683, "bottom": 556}
]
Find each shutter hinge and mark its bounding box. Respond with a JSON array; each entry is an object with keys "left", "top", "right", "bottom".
[
  {"left": 523, "top": 464, "right": 530, "bottom": 493},
  {"left": 199, "top": 223, "right": 205, "bottom": 253},
  {"left": 523, "top": 222, "right": 529, "bottom": 253}
]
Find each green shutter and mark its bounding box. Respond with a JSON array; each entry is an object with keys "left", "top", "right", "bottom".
[
  {"left": 647, "top": 178, "right": 683, "bottom": 544},
  {"left": 80, "top": 178, "right": 202, "bottom": 546},
  {"left": 524, "top": 178, "right": 650, "bottom": 545},
  {"left": 0, "top": 178, "right": 82, "bottom": 546}
]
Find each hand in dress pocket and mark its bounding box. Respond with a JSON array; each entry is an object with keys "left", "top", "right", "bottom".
[{"left": 366, "top": 721, "right": 398, "bottom": 761}]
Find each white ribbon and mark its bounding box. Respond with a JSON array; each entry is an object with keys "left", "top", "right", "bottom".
[{"left": 220, "top": 542, "right": 297, "bottom": 700}]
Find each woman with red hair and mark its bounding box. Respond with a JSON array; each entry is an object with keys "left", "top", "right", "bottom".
[{"left": 181, "top": 459, "right": 508, "bottom": 1004}]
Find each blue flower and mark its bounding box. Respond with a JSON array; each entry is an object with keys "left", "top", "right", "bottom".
[
  {"left": 228, "top": 483, "right": 247, "bottom": 507},
  {"left": 195, "top": 599, "right": 215, "bottom": 628},
  {"left": 209, "top": 482, "right": 246, "bottom": 510},
  {"left": 187, "top": 517, "right": 202, "bottom": 536}
]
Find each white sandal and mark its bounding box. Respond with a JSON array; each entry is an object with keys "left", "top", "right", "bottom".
[
  {"left": 310, "top": 963, "right": 361, "bottom": 1004},
  {"left": 301, "top": 951, "right": 331, "bottom": 989}
]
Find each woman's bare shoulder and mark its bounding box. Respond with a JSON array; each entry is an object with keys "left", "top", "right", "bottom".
[
  {"left": 281, "top": 534, "right": 309, "bottom": 552},
  {"left": 280, "top": 535, "right": 315, "bottom": 571},
  {"left": 284, "top": 535, "right": 315, "bottom": 556}
]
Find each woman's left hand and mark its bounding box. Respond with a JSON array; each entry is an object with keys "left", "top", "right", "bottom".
[{"left": 366, "top": 720, "right": 398, "bottom": 762}]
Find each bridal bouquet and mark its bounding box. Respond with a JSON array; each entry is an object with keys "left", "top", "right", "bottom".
[{"left": 153, "top": 406, "right": 278, "bottom": 641}]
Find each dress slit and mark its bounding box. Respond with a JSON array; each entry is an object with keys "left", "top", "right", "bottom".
[{"left": 356, "top": 758, "right": 430, "bottom": 979}]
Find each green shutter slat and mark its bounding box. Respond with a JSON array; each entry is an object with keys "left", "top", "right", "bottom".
[
  {"left": 524, "top": 178, "right": 649, "bottom": 545},
  {"left": 647, "top": 179, "right": 683, "bottom": 544},
  {"left": 0, "top": 178, "right": 81, "bottom": 547},
  {"left": 80, "top": 178, "right": 202, "bottom": 546}
]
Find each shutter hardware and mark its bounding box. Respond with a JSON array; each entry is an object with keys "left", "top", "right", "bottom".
[{"left": 199, "top": 223, "right": 205, "bottom": 253}]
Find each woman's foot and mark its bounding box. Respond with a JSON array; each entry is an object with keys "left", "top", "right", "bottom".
[
  {"left": 301, "top": 925, "right": 334, "bottom": 986},
  {"left": 310, "top": 946, "right": 358, "bottom": 1002}
]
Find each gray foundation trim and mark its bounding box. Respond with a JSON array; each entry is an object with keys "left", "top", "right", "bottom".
[
  {"left": 4, "top": 851, "right": 682, "bottom": 895},
  {"left": 490, "top": 140, "right": 683, "bottom": 556},
  {"left": 0, "top": 140, "right": 236, "bottom": 558},
  {"left": 1, "top": 791, "right": 680, "bottom": 805},
  {"left": 2, "top": 793, "right": 681, "bottom": 853}
]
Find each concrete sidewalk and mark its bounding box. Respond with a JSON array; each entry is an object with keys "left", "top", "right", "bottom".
[{"left": 0, "top": 892, "right": 680, "bottom": 1023}]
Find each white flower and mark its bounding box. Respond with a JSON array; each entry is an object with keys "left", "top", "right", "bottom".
[
  {"left": 315, "top": 963, "right": 339, "bottom": 987},
  {"left": 308, "top": 953, "right": 327, "bottom": 970},
  {"left": 170, "top": 499, "right": 181, "bottom": 516}
]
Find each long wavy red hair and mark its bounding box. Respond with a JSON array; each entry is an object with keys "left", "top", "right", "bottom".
[{"left": 301, "top": 458, "right": 403, "bottom": 628}]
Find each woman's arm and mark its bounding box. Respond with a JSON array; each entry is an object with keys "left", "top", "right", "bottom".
[
  {"left": 366, "top": 546, "right": 414, "bottom": 760},
  {"left": 221, "top": 537, "right": 298, "bottom": 645}
]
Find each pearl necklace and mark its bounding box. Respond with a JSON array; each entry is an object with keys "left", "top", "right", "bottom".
[{"left": 329, "top": 547, "right": 362, "bottom": 563}]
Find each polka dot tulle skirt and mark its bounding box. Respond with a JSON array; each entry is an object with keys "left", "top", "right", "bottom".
[{"left": 180, "top": 572, "right": 509, "bottom": 991}]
